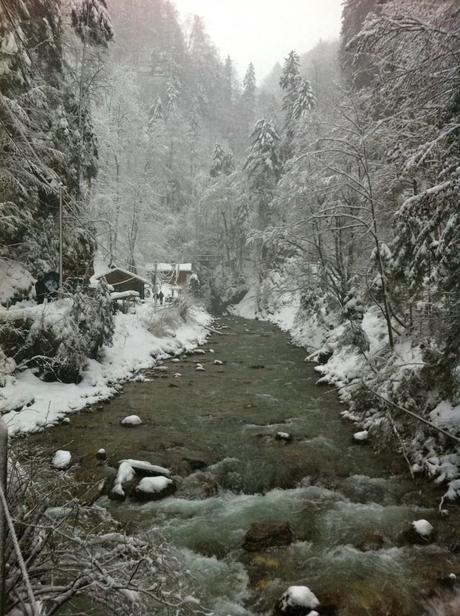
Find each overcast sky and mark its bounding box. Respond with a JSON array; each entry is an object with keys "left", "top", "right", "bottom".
[{"left": 174, "top": 0, "right": 343, "bottom": 81}]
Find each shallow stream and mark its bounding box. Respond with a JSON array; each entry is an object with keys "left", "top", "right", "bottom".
[{"left": 30, "top": 317, "right": 460, "bottom": 615}]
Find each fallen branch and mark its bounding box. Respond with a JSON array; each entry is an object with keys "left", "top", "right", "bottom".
[{"left": 365, "top": 385, "right": 460, "bottom": 445}]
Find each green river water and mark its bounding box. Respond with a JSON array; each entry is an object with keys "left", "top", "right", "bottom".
[{"left": 29, "top": 316, "right": 460, "bottom": 615}]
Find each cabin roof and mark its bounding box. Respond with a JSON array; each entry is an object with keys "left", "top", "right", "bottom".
[{"left": 96, "top": 266, "right": 150, "bottom": 285}]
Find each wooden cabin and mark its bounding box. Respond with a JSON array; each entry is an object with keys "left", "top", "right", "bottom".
[{"left": 97, "top": 267, "right": 149, "bottom": 300}]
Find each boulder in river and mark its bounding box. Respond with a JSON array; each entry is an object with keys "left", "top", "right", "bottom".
[
  {"left": 134, "top": 476, "right": 176, "bottom": 501},
  {"left": 178, "top": 472, "right": 219, "bottom": 499},
  {"left": 275, "top": 586, "right": 320, "bottom": 616},
  {"left": 355, "top": 531, "right": 385, "bottom": 552},
  {"left": 243, "top": 521, "right": 294, "bottom": 552},
  {"left": 275, "top": 431, "right": 293, "bottom": 443},
  {"left": 183, "top": 457, "right": 208, "bottom": 471},
  {"left": 353, "top": 430, "right": 369, "bottom": 443},
  {"left": 96, "top": 448, "right": 107, "bottom": 461},
  {"left": 400, "top": 519, "right": 436, "bottom": 544},
  {"left": 120, "top": 415, "right": 143, "bottom": 427}
]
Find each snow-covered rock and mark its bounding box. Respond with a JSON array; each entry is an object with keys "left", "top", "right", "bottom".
[
  {"left": 275, "top": 431, "right": 293, "bottom": 442},
  {"left": 353, "top": 430, "right": 369, "bottom": 442},
  {"left": 110, "top": 462, "right": 136, "bottom": 500},
  {"left": 51, "top": 450, "right": 71, "bottom": 470},
  {"left": 195, "top": 363, "right": 205, "bottom": 371},
  {"left": 154, "top": 365, "right": 168, "bottom": 372},
  {"left": 119, "top": 459, "right": 171, "bottom": 478},
  {"left": 194, "top": 349, "right": 206, "bottom": 355},
  {"left": 214, "top": 359, "right": 223, "bottom": 366},
  {"left": 277, "top": 586, "right": 320, "bottom": 615},
  {"left": 120, "top": 415, "right": 143, "bottom": 427},
  {"left": 134, "top": 476, "right": 175, "bottom": 500},
  {"left": 412, "top": 519, "right": 434, "bottom": 538},
  {"left": 96, "top": 448, "right": 107, "bottom": 461},
  {"left": 174, "top": 372, "right": 182, "bottom": 378}
]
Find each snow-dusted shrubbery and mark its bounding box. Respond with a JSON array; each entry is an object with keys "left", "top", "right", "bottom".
[
  {"left": 139, "top": 295, "right": 193, "bottom": 338},
  {"left": 0, "top": 284, "right": 114, "bottom": 384}
]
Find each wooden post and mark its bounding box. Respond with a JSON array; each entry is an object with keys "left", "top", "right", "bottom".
[
  {"left": 0, "top": 417, "right": 8, "bottom": 616},
  {"left": 59, "top": 184, "right": 64, "bottom": 290},
  {"left": 153, "top": 261, "right": 158, "bottom": 309}
]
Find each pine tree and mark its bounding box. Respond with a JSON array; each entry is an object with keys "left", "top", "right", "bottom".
[
  {"left": 238, "top": 62, "right": 256, "bottom": 142},
  {"left": 244, "top": 119, "right": 281, "bottom": 227},
  {"left": 279, "top": 50, "right": 304, "bottom": 158},
  {"left": 293, "top": 78, "right": 315, "bottom": 119},
  {"left": 210, "top": 144, "right": 234, "bottom": 178},
  {"left": 71, "top": 0, "right": 113, "bottom": 47}
]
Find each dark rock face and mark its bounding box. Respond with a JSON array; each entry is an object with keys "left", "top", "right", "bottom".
[
  {"left": 183, "top": 458, "right": 208, "bottom": 471},
  {"left": 243, "top": 521, "right": 294, "bottom": 552}
]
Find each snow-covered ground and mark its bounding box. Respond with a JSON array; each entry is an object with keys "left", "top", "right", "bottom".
[
  {"left": 0, "top": 302, "right": 211, "bottom": 435},
  {"left": 231, "top": 287, "right": 460, "bottom": 502}
]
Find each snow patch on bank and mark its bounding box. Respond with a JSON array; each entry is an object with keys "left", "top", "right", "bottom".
[{"left": 0, "top": 303, "right": 210, "bottom": 434}]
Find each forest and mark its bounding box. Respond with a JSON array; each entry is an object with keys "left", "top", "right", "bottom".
[{"left": 0, "top": 0, "right": 460, "bottom": 615}]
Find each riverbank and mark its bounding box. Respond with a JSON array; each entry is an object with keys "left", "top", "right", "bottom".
[
  {"left": 1, "top": 301, "right": 211, "bottom": 435},
  {"left": 230, "top": 287, "right": 460, "bottom": 504}
]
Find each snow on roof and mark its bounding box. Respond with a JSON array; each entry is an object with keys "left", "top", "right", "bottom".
[
  {"left": 145, "top": 263, "right": 193, "bottom": 273},
  {"left": 96, "top": 266, "right": 150, "bottom": 285}
]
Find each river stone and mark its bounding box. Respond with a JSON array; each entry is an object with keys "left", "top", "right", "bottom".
[
  {"left": 243, "top": 521, "right": 294, "bottom": 551},
  {"left": 399, "top": 519, "right": 436, "bottom": 545},
  {"left": 275, "top": 432, "right": 293, "bottom": 443},
  {"left": 355, "top": 531, "right": 385, "bottom": 552},
  {"left": 275, "top": 586, "right": 320, "bottom": 616},
  {"left": 177, "top": 472, "right": 219, "bottom": 499},
  {"left": 96, "top": 448, "right": 107, "bottom": 461},
  {"left": 120, "top": 415, "right": 143, "bottom": 427},
  {"left": 134, "top": 476, "right": 176, "bottom": 501}
]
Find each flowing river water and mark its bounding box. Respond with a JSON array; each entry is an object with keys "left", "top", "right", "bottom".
[{"left": 29, "top": 316, "right": 460, "bottom": 615}]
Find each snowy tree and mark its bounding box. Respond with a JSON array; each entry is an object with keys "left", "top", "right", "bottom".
[
  {"left": 71, "top": 0, "right": 113, "bottom": 47},
  {"left": 238, "top": 62, "right": 257, "bottom": 144},
  {"left": 210, "top": 144, "right": 234, "bottom": 178},
  {"left": 279, "top": 50, "right": 315, "bottom": 159}
]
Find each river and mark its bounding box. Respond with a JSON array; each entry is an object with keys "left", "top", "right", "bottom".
[{"left": 29, "top": 316, "right": 460, "bottom": 615}]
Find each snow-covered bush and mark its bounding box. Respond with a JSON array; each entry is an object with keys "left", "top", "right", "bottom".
[
  {"left": 2, "top": 283, "right": 114, "bottom": 384},
  {"left": 49, "top": 284, "right": 113, "bottom": 382},
  {"left": 140, "top": 296, "right": 193, "bottom": 338}
]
